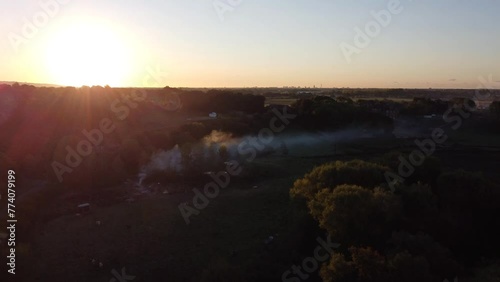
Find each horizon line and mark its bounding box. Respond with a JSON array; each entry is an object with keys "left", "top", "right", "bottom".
[{"left": 2, "top": 81, "right": 499, "bottom": 91}]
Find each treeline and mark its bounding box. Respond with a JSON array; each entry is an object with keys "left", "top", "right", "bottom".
[
  {"left": 0, "top": 85, "right": 265, "bottom": 185},
  {"left": 177, "top": 89, "right": 265, "bottom": 113},
  {"left": 1, "top": 84, "right": 497, "bottom": 189},
  {"left": 330, "top": 88, "right": 500, "bottom": 100},
  {"left": 259, "top": 88, "right": 500, "bottom": 100},
  {"left": 293, "top": 95, "right": 499, "bottom": 121},
  {"left": 291, "top": 157, "right": 500, "bottom": 282},
  {"left": 291, "top": 96, "right": 394, "bottom": 133}
]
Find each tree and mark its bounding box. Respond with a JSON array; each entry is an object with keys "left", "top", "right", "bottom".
[
  {"left": 436, "top": 170, "right": 499, "bottom": 259},
  {"left": 292, "top": 98, "right": 315, "bottom": 115},
  {"left": 308, "top": 185, "right": 401, "bottom": 247},
  {"left": 182, "top": 122, "right": 209, "bottom": 140},
  {"left": 437, "top": 170, "right": 491, "bottom": 213},
  {"left": 388, "top": 231, "right": 460, "bottom": 279},
  {"left": 321, "top": 247, "right": 439, "bottom": 282},
  {"left": 321, "top": 247, "right": 389, "bottom": 282},
  {"left": 291, "top": 160, "right": 390, "bottom": 201},
  {"left": 388, "top": 251, "right": 432, "bottom": 282},
  {"left": 320, "top": 253, "right": 356, "bottom": 282},
  {"left": 378, "top": 152, "right": 442, "bottom": 187},
  {"left": 450, "top": 98, "right": 476, "bottom": 111},
  {"left": 397, "top": 183, "right": 439, "bottom": 231},
  {"left": 350, "top": 247, "right": 389, "bottom": 282},
  {"left": 490, "top": 101, "right": 500, "bottom": 119}
]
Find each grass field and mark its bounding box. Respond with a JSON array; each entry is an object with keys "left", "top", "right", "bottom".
[
  {"left": 12, "top": 125, "right": 500, "bottom": 281},
  {"left": 28, "top": 155, "right": 337, "bottom": 282}
]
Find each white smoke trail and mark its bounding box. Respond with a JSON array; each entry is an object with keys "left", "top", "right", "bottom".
[{"left": 137, "top": 128, "right": 382, "bottom": 183}]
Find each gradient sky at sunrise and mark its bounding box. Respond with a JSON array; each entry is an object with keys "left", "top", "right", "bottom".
[{"left": 1, "top": 0, "right": 499, "bottom": 88}]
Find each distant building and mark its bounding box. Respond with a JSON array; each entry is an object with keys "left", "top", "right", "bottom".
[
  {"left": 209, "top": 112, "right": 217, "bottom": 118},
  {"left": 423, "top": 114, "right": 437, "bottom": 119},
  {"left": 77, "top": 203, "right": 91, "bottom": 213}
]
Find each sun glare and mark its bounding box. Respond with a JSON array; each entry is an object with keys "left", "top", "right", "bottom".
[{"left": 44, "top": 22, "right": 135, "bottom": 87}]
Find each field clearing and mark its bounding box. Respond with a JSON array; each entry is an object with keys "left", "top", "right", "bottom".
[{"left": 29, "top": 155, "right": 337, "bottom": 281}]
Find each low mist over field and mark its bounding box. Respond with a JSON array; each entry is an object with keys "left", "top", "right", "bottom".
[{"left": 139, "top": 128, "right": 384, "bottom": 180}]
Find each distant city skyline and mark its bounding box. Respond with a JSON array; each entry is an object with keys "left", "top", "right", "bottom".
[{"left": 1, "top": 0, "right": 499, "bottom": 89}]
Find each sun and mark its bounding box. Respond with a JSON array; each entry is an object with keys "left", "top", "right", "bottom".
[{"left": 44, "top": 22, "right": 135, "bottom": 87}]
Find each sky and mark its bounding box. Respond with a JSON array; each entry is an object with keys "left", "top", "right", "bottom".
[{"left": 1, "top": 0, "right": 499, "bottom": 88}]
